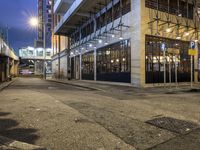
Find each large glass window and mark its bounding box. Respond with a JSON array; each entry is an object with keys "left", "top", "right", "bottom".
[
  {"left": 97, "top": 39, "right": 131, "bottom": 83},
  {"left": 70, "top": 0, "right": 131, "bottom": 46},
  {"left": 145, "top": 0, "right": 194, "bottom": 19},
  {"left": 82, "top": 52, "right": 94, "bottom": 80},
  {"left": 145, "top": 35, "right": 193, "bottom": 84},
  {"left": 198, "top": 44, "right": 200, "bottom": 82}
]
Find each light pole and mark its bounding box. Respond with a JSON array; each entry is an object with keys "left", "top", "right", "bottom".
[{"left": 29, "top": 17, "right": 46, "bottom": 79}]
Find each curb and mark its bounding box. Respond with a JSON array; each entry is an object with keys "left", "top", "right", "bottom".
[
  {"left": 0, "top": 79, "right": 16, "bottom": 92},
  {"left": 0, "top": 135, "right": 46, "bottom": 150},
  {"left": 46, "top": 79, "right": 102, "bottom": 91}
]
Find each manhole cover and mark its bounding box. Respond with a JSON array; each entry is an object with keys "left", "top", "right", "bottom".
[{"left": 146, "top": 117, "right": 199, "bottom": 134}]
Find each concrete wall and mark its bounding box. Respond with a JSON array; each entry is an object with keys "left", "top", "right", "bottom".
[
  {"left": 10, "top": 60, "right": 19, "bottom": 77},
  {"left": 0, "top": 57, "right": 18, "bottom": 82},
  {"left": 0, "top": 59, "right": 6, "bottom": 82},
  {"left": 52, "top": 57, "right": 59, "bottom": 78},
  {"left": 52, "top": 52, "right": 68, "bottom": 79},
  {"left": 60, "top": 55, "right": 68, "bottom": 78}
]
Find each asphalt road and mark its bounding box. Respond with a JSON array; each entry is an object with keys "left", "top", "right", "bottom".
[{"left": 0, "top": 78, "right": 200, "bottom": 150}]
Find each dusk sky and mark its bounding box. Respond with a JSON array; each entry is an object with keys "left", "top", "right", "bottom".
[{"left": 0, "top": 0, "right": 37, "bottom": 55}]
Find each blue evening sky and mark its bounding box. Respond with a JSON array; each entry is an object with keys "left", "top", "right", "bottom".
[{"left": 0, "top": 0, "right": 37, "bottom": 54}]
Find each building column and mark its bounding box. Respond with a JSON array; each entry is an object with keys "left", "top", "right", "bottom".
[
  {"left": 194, "top": 41, "right": 199, "bottom": 83},
  {"left": 14, "top": 61, "right": 19, "bottom": 76},
  {"left": 6, "top": 57, "right": 10, "bottom": 78},
  {"left": 34, "top": 60, "right": 37, "bottom": 75},
  {"left": 94, "top": 49, "right": 97, "bottom": 81},
  {"left": 0, "top": 59, "right": 2, "bottom": 82},
  {"left": 74, "top": 56, "right": 76, "bottom": 79},
  {"left": 79, "top": 54, "right": 82, "bottom": 80},
  {"left": 69, "top": 56, "right": 73, "bottom": 79},
  {"left": 130, "top": 0, "right": 146, "bottom": 87},
  {"left": 58, "top": 36, "right": 61, "bottom": 79},
  {"left": 10, "top": 59, "right": 14, "bottom": 76}
]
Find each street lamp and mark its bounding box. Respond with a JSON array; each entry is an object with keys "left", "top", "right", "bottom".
[
  {"left": 29, "top": 17, "right": 46, "bottom": 79},
  {"left": 29, "top": 17, "right": 38, "bottom": 27}
]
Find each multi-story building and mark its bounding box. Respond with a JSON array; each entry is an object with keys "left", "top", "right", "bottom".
[
  {"left": 0, "top": 35, "right": 19, "bottom": 82},
  {"left": 51, "top": 0, "right": 69, "bottom": 79},
  {"left": 52, "top": 0, "right": 200, "bottom": 87},
  {"left": 37, "top": 0, "right": 52, "bottom": 48}
]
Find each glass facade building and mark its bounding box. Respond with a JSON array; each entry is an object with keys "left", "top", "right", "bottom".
[
  {"left": 97, "top": 39, "right": 131, "bottom": 83},
  {"left": 82, "top": 52, "right": 94, "bottom": 80},
  {"left": 79, "top": 39, "right": 131, "bottom": 83},
  {"left": 52, "top": 0, "right": 200, "bottom": 86},
  {"left": 145, "top": 35, "right": 192, "bottom": 84}
]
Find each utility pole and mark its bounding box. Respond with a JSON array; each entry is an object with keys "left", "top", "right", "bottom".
[{"left": 6, "top": 25, "right": 9, "bottom": 44}]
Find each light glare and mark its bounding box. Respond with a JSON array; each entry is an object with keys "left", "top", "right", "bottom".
[{"left": 29, "top": 17, "right": 38, "bottom": 27}]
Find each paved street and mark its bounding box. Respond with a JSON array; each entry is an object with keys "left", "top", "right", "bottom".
[{"left": 0, "top": 78, "right": 200, "bottom": 150}]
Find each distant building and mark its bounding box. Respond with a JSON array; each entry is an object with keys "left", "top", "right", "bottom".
[
  {"left": 19, "top": 47, "right": 53, "bottom": 75},
  {"left": 37, "top": 0, "right": 52, "bottom": 48}
]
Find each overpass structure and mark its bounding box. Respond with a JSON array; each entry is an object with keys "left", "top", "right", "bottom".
[
  {"left": 19, "top": 47, "right": 53, "bottom": 75},
  {"left": 0, "top": 36, "right": 19, "bottom": 82}
]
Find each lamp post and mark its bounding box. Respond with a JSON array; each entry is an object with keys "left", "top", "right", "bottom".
[{"left": 29, "top": 17, "right": 46, "bottom": 79}]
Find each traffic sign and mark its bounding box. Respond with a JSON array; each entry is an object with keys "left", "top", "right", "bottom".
[
  {"left": 161, "top": 43, "right": 166, "bottom": 51},
  {"left": 188, "top": 49, "right": 197, "bottom": 56},
  {"left": 190, "top": 41, "right": 195, "bottom": 49},
  {"left": 167, "top": 48, "right": 180, "bottom": 55}
]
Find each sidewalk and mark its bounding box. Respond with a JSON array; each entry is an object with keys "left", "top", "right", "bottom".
[
  {"left": 0, "top": 79, "right": 47, "bottom": 150},
  {"left": 47, "top": 77, "right": 200, "bottom": 94}
]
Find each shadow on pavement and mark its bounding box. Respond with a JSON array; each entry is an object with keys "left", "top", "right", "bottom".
[
  {"left": 0, "top": 111, "right": 39, "bottom": 145},
  {"left": 0, "top": 112, "right": 11, "bottom": 117}
]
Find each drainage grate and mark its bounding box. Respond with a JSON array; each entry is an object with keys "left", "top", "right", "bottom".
[{"left": 146, "top": 117, "right": 199, "bottom": 134}]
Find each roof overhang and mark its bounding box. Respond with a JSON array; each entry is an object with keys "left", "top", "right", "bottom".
[
  {"left": 54, "top": 0, "right": 112, "bottom": 36},
  {"left": 54, "top": 0, "right": 74, "bottom": 14}
]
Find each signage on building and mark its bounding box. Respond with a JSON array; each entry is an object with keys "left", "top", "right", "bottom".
[
  {"left": 190, "top": 41, "right": 196, "bottom": 49},
  {"left": 188, "top": 41, "right": 197, "bottom": 56},
  {"left": 167, "top": 48, "right": 180, "bottom": 55},
  {"left": 161, "top": 43, "right": 166, "bottom": 51},
  {"left": 188, "top": 49, "right": 197, "bottom": 56}
]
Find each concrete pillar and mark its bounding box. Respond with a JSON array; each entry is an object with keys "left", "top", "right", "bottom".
[
  {"left": 0, "top": 59, "right": 2, "bottom": 82},
  {"left": 75, "top": 56, "right": 78, "bottom": 79},
  {"left": 94, "top": 49, "right": 97, "bottom": 81},
  {"left": 80, "top": 54, "right": 82, "bottom": 80},
  {"left": 130, "top": 0, "right": 146, "bottom": 87},
  {"left": 74, "top": 56, "right": 76, "bottom": 79},
  {"left": 10, "top": 59, "right": 14, "bottom": 75},
  {"left": 58, "top": 36, "right": 61, "bottom": 79},
  {"left": 6, "top": 57, "right": 10, "bottom": 78},
  {"left": 1, "top": 59, "right": 6, "bottom": 81},
  {"left": 194, "top": 41, "right": 199, "bottom": 83},
  {"left": 34, "top": 60, "right": 37, "bottom": 75},
  {"left": 14, "top": 61, "right": 19, "bottom": 76}
]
